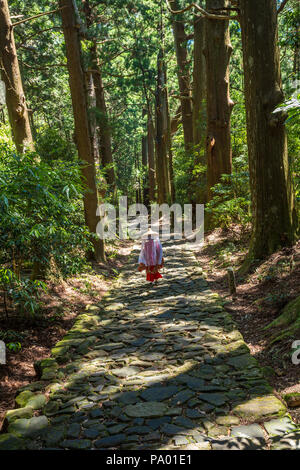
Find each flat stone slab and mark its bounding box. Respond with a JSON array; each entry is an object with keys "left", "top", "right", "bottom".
[
  {"left": 124, "top": 402, "right": 168, "bottom": 418},
  {"left": 61, "top": 439, "right": 92, "bottom": 449},
  {"left": 183, "top": 442, "right": 211, "bottom": 450},
  {"left": 198, "top": 393, "right": 227, "bottom": 406},
  {"left": 227, "top": 354, "right": 257, "bottom": 369},
  {"left": 95, "top": 434, "right": 127, "bottom": 448},
  {"left": 117, "top": 391, "right": 140, "bottom": 405},
  {"left": 216, "top": 416, "right": 240, "bottom": 426},
  {"left": 211, "top": 437, "right": 266, "bottom": 451},
  {"left": 111, "top": 367, "right": 140, "bottom": 378},
  {"left": 8, "top": 416, "right": 48, "bottom": 438},
  {"left": 231, "top": 424, "right": 265, "bottom": 440},
  {"left": 0, "top": 434, "right": 25, "bottom": 450},
  {"left": 271, "top": 432, "right": 300, "bottom": 450},
  {"left": 147, "top": 417, "right": 171, "bottom": 430},
  {"left": 233, "top": 395, "right": 286, "bottom": 421},
  {"left": 264, "top": 417, "right": 298, "bottom": 436},
  {"left": 161, "top": 423, "right": 186, "bottom": 435},
  {"left": 140, "top": 386, "right": 178, "bottom": 402}
]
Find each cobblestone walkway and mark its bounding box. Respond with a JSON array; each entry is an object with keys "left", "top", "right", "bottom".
[{"left": 1, "top": 239, "right": 300, "bottom": 450}]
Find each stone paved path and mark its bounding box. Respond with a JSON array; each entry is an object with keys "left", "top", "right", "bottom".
[{"left": 1, "top": 239, "right": 300, "bottom": 450}]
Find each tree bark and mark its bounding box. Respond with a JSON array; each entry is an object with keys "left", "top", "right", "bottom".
[
  {"left": 135, "top": 145, "right": 142, "bottom": 204},
  {"left": 193, "top": 17, "right": 206, "bottom": 148},
  {"left": 85, "top": 71, "right": 100, "bottom": 164},
  {"left": 90, "top": 43, "right": 116, "bottom": 191},
  {"left": 240, "top": 0, "right": 298, "bottom": 262},
  {"left": 294, "top": 21, "right": 300, "bottom": 78},
  {"left": 166, "top": 84, "right": 176, "bottom": 204},
  {"left": 82, "top": 0, "right": 115, "bottom": 194},
  {"left": 192, "top": 15, "right": 207, "bottom": 204},
  {"left": 170, "top": 0, "right": 193, "bottom": 151},
  {"left": 147, "top": 113, "right": 156, "bottom": 203},
  {"left": 0, "top": 0, "right": 34, "bottom": 152},
  {"left": 205, "top": 0, "right": 233, "bottom": 201},
  {"left": 142, "top": 109, "right": 149, "bottom": 206},
  {"left": 59, "top": 0, "right": 105, "bottom": 262},
  {"left": 155, "top": 48, "right": 171, "bottom": 204}
]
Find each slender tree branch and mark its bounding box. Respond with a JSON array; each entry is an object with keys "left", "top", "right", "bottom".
[
  {"left": 87, "top": 69, "right": 136, "bottom": 78},
  {"left": 22, "top": 62, "right": 67, "bottom": 70},
  {"left": 95, "top": 38, "right": 118, "bottom": 45},
  {"left": 11, "top": 6, "right": 67, "bottom": 27},
  {"left": 16, "top": 27, "right": 61, "bottom": 49},
  {"left": 99, "top": 47, "right": 134, "bottom": 65},
  {"left": 277, "top": 0, "right": 290, "bottom": 14},
  {"left": 210, "top": 7, "right": 240, "bottom": 12},
  {"left": 165, "top": 0, "right": 239, "bottom": 21}
]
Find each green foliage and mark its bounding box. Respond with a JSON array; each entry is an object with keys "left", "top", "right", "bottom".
[
  {"left": 172, "top": 133, "right": 195, "bottom": 205},
  {"left": 205, "top": 166, "right": 251, "bottom": 228},
  {"left": 6, "top": 342, "right": 22, "bottom": 353},
  {"left": 9, "top": 278, "right": 47, "bottom": 317},
  {"left": 284, "top": 91, "right": 300, "bottom": 208},
  {"left": 3, "top": 0, "right": 300, "bottom": 237},
  {"left": 0, "top": 270, "right": 42, "bottom": 319},
  {"left": 216, "top": 242, "right": 239, "bottom": 268},
  {"left": 36, "top": 127, "right": 76, "bottom": 163},
  {"left": 0, "top": 267, "right": 46, "bottom": 317},
  {"left": 0, "top": 144, "right": 92, "bottom": 280},
  {"left": 0, "top": 329, "right": 26, "bottom": 342}
]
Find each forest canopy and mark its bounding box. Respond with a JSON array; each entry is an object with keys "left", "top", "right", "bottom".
[
  {"left": 0, "top": 0, "right": 300, "bottom": 450},
  {"left": 0, "top": 0, "right": 299, "bottom": 309}
]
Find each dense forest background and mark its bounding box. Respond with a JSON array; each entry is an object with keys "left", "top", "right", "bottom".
[
  {"left": 0, "top": 0, "right": 299, "bottom": 435},
  {"left": 0, "top": 0, "right": 299, "bottom": 406}
]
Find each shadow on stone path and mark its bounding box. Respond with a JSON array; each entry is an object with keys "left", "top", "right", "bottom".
[{"left": 1, "top": 239, "right": 300, "bottom": 450}]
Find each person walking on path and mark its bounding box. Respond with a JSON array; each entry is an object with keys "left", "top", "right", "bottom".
[{"left": 138, "top": 228, "right": 164, "bottom": 284}]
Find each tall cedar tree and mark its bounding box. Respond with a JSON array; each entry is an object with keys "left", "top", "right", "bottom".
[
  {"left": 240, "top": 0, "right": 298, "bottom": 264},
  {"left": 205, "top": 0, "right": 233, "bottom": 201},
  {"left": 170, "top": 0, "right": 193, "bottom": 151},
  {"left": 156, "top": 47, "right": 172, "bottom": 204},
  {"left": 82, "top": 0, "right": 116, "bottom": 191},
  {"left": 192, "top": 16, "right": 207, "bottom": 204},
  {"left": 59, "top": 0, "right": 105, "bottom": 262},
  {"left": 0, "top": 0, "right": 34, "bottom": 152}
]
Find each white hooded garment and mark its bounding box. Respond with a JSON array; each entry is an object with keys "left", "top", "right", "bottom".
[{"left": 138, "top": 237, "right": 163, "bottom": 267}]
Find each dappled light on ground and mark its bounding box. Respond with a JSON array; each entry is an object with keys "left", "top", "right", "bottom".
[{"left": 1, "top": 239, "right": 299, "bottom": 450}]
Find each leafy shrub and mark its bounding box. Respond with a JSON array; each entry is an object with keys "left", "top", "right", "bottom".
[
  {"left": 0, "top": 267, "right": 46, "bottom": 318},
  {"left": 6, "top": 342, "right": 22, "bottom": 353},
  {"left": 173, "top": 133, "right": 197, "bottom": 205},
  {"left": 0, "top": 329, "right": 26, "bottom": 342},
  {"left": 35, "top": 127, "right": 76, "bottom": 163},
  {"left": 205, "top": 169, "right": 251, "bottom": 228},
  {"left": 0, "top": 144, "right": 93, "bottom": 280}
]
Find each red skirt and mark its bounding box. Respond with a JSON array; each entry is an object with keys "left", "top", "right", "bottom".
[{"left": 146, "top": 266, "right": 163, "bottom": 282}]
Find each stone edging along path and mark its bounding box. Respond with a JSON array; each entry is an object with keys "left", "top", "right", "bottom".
[{"left": 1, "top": 239, "right": 300, "bottom": 450}]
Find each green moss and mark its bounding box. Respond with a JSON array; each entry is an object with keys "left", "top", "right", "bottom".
[
  {"left": 15, "top": 390, "right": 34, "bottom": 408},
  {"left": 283, "top": 392, "right": 300, "bottom": 400},
  {"left": 264, "top": 295, "right": 300, "bottom": 344},
  {"left": 261, "top": 366, "right": 276, "bottom": 378},
  {"left": 26, "top": 394, "right": 47, "bottom": 410},
  {"left": 265, "top": 296, "right": 300, "bottom": 330},
  {"left": 283, "top": 392, "right": 300, "bottom": 408},
  {"left": 4, "top": 407, "right": 34, "bottom": 428},
  {"left": 34, "top": 358, "right": 58, "bottom": 377},
  {"left": 0, "top": 434, "right": 25, "bottom": 450}
]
